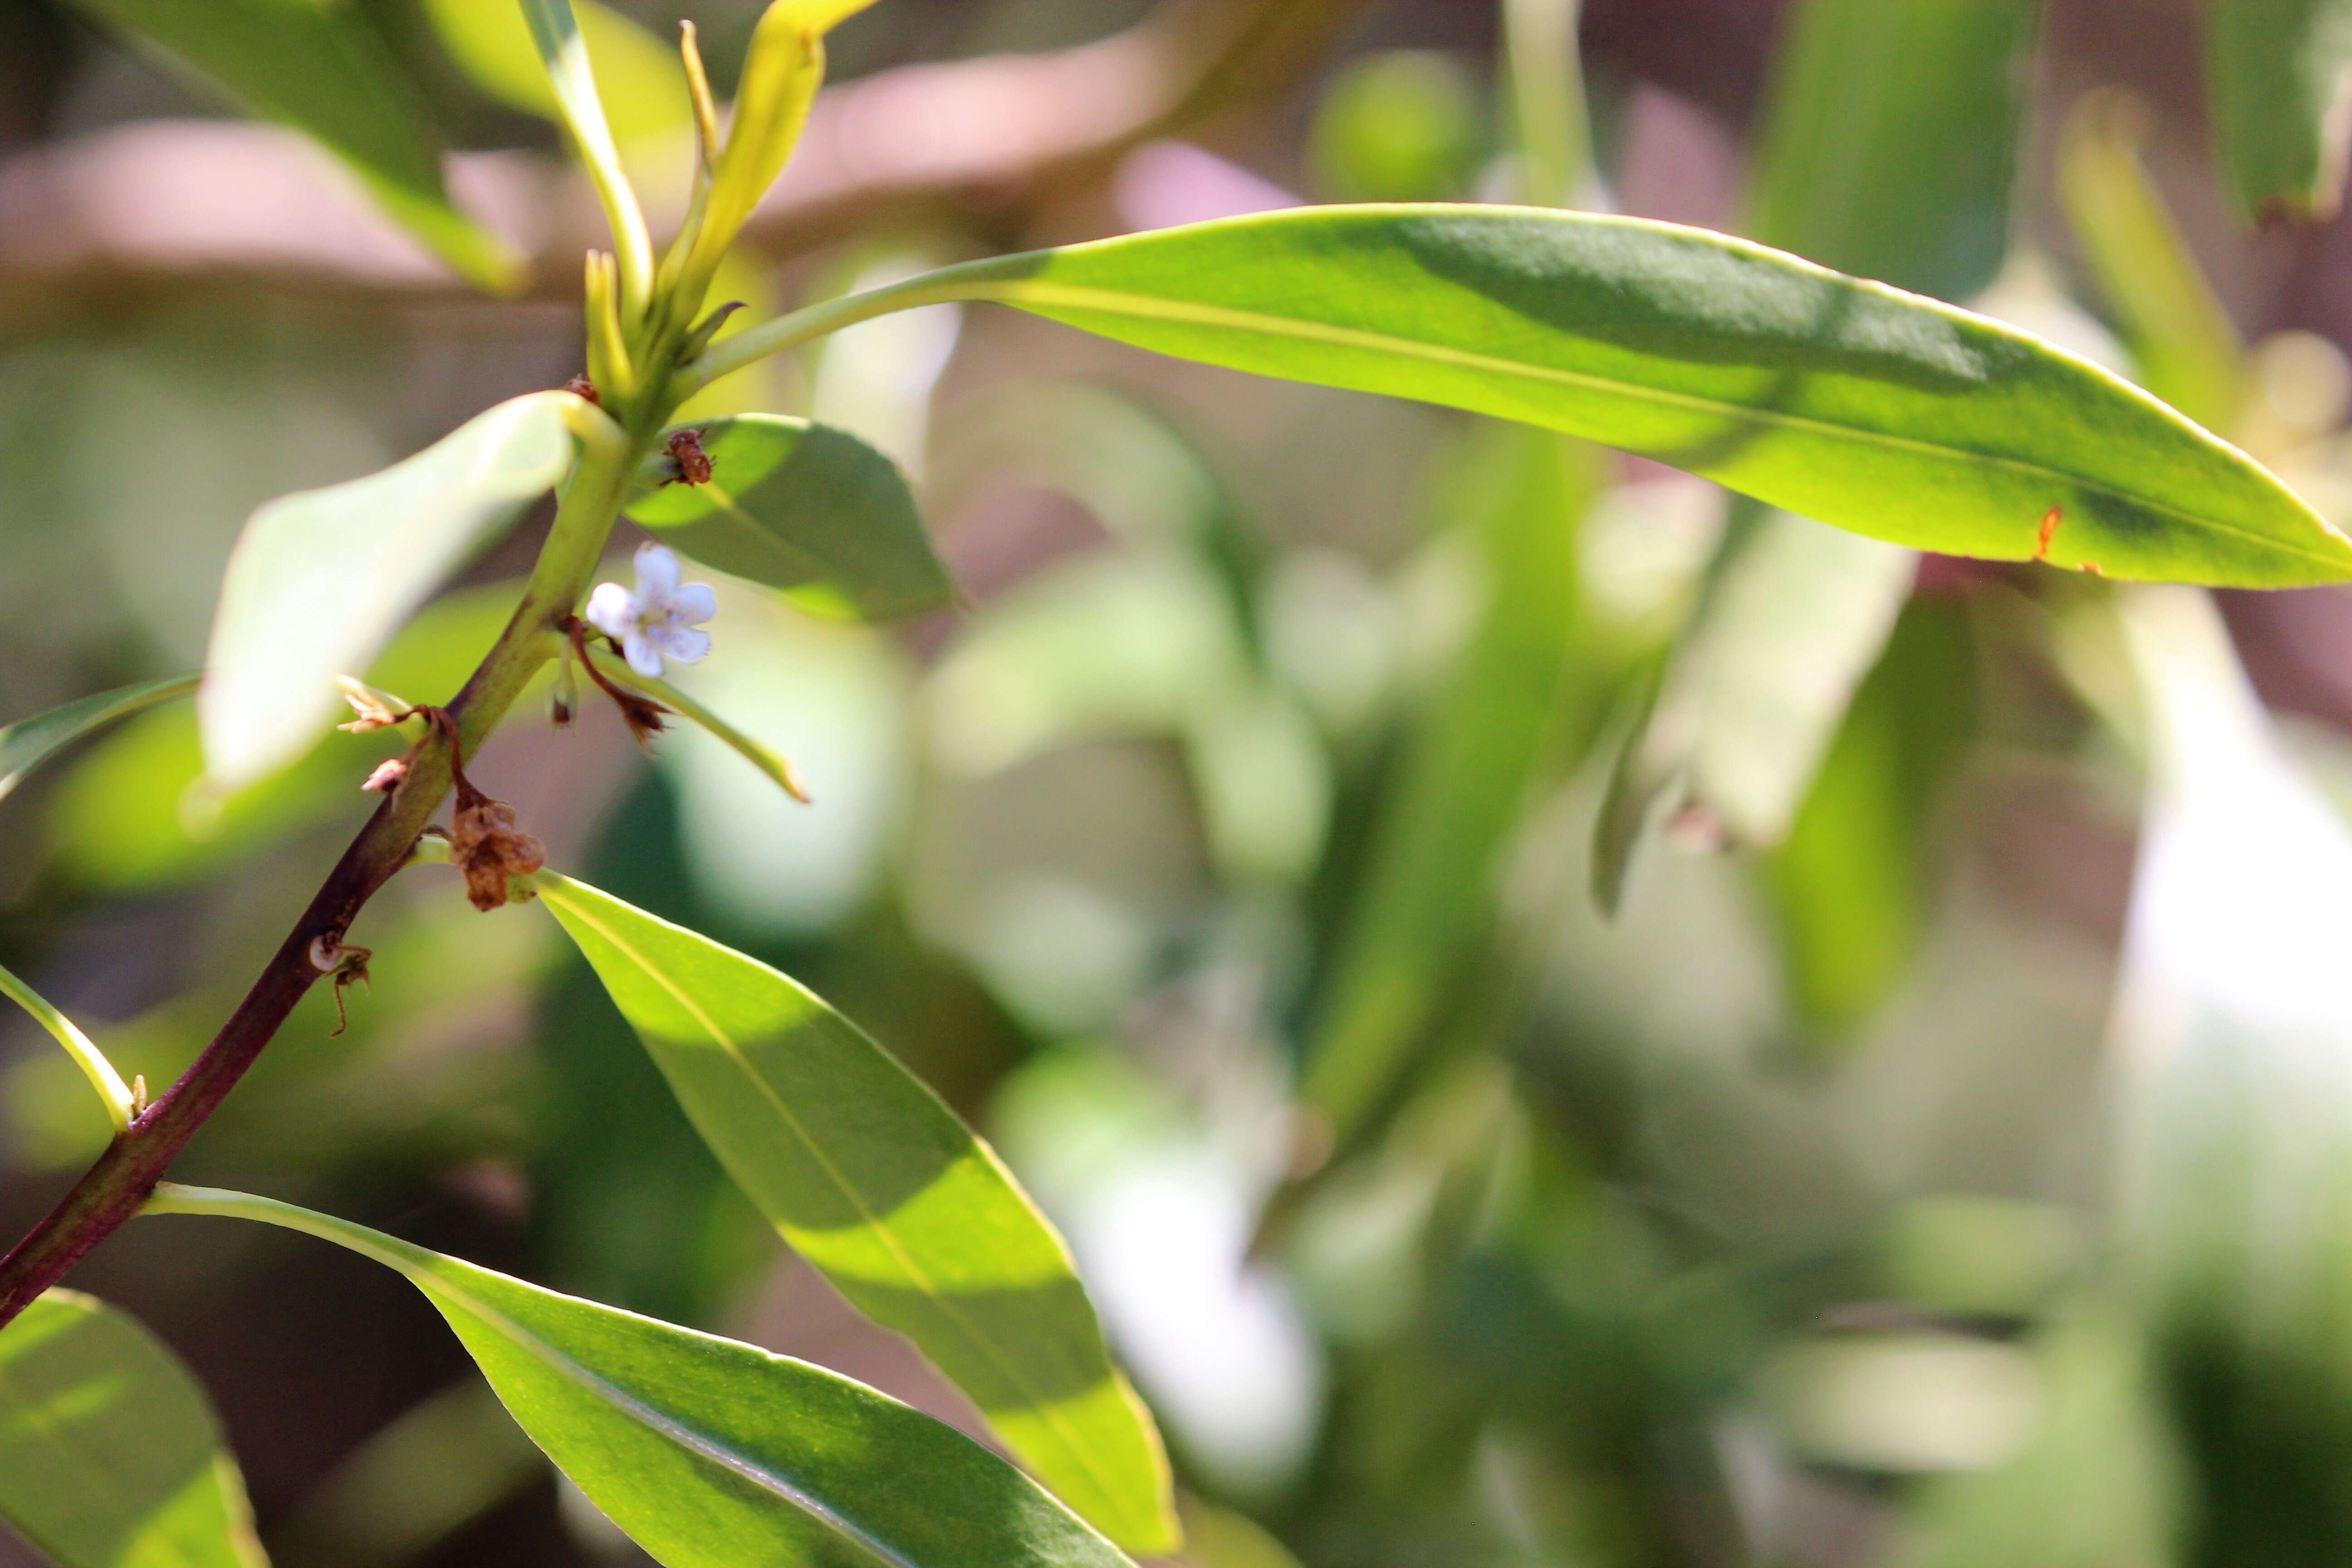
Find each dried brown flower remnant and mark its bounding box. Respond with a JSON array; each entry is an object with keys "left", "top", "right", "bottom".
[
  {"left": 564, "top": 374, "right": 600, "bottom": 407},
  {"left": 337, "top": 677, "right": 409, "bottom": 734},
  {"left": 450, "top": 797, "right": 546, "bottom": 911},
  {"left": 663, "top": 427, "right": 713, "bottom": 486},
  {"left": 565, "top": 615, "right": 672, "bottom": 746},
  {"left": 360, "top": 757, "right": 408, "bottom": 793}
]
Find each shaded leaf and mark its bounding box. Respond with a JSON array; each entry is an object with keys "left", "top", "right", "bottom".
[
  {"left": 1303, "top": 423, "right": 1597, "bottom": 1141},
  {"left": 0, "top": 673, "right": 195, "bottom": 804},
  {"left": 144, "top": 1186, "right": 1135, "bottom": 1568},
  {"left": 628, "top": 416, "right": 953, "bottom": 620},
  {"left": 884, "top": 206, "right": 2346, "bottom": 586},
  {"left": 2205, "top": 0, "right": 2352, "bottom": 222},
  {"left": 63, "top": 0, "right": 520, "bottom": 293},
  {"left": 0, "top": 1289, "right": 265, "bottom": 1568},
  {"left": 530, "top": 872, "right": 1179, "bottom": 1554},
  {"left": 200, "top": 393, "right": 582, "bottom": 792}
]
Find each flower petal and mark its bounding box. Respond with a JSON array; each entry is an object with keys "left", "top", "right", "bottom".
[
  {"left": 622, "top": 629, "right": 666, "bottom": 679},
  {"left": 669, "top": 581, "right": 718, "bottom": 626},
  {"left": 633, "top": 540, "right": 681, "bottom": 600},
  {"left": 585, "top": 582, "right": 638, "bottom": 640},
  {"left": 651, "top": 625, "right": 711, "bottom": 666}
]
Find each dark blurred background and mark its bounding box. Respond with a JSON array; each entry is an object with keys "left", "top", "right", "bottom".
[{"left": 13, "top": 0, "right": 2352, "bottom": 1564}]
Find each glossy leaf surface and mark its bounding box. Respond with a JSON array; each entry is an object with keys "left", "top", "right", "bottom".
[
  {"left": 0, "top": 1289, "right": 265, "bottom": 1568},
  {"left": 145, "top": 1186, "right": 1134, "bottom": 1568},
  {"left": 200, "top": 392, "right": 581, "bottom": 791},
  {"left": 64, "top": 0, "right": 520, "bottom": 293},
  {"left": 628, "top": 416, "right": 953, "bottom": 619},
  {"left": 0, "top": 673, "right": 195, "bottom": 804},
  {"left": 2205, "top": 0, "right": 2352, "bottom": 222},
  {"left": 928, "top": 206, "right": 2349, "bottom": 586},
  {"left": 532, "top": 873, "right": 1178, "bottom": 1553}
]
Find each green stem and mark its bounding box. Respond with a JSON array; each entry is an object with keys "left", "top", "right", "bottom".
[
  {"left": 0, "top": 960, "right": 134, "bottom": 1134},
  {"left": 678, "top": 253, "right": 1035, "bottom": 394},
  {"left": 1501, "top": 0, "right": 1592, "bottom": 210},
  {"left": 145, "top": 1183, "right": 431, "bottom": 1274},
  {"left": 582, "top": 644, "right": 810, "bottom": 802},
  {"left": 0, "top": 403, "right": 662, "bottom": 1329}
]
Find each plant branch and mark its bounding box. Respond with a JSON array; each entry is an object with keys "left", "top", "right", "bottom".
[{"left": 0, "top": 408, "right": 654, "bottom": 1329}]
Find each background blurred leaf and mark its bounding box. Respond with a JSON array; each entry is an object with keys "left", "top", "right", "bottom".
[
  {"left": 627, "top": 415, "right": 952, "bottom": 620},
  {"left": 1303, "top": 422, "right": 1597, "bottom": 1143},
  {"left": 147, "top": 1186, "right": 1137, "bottom": 1568},
  {"left": 0, "top": 1289, "right": 265, "bottom": 1568},
  {"left": 933, "top": 206, "right": 2344, "bottom": 584},
  {"left": 0, "top": 672, "right": 194, "bottom": 804},
  {"left": 272, "top": 1382, "right": 543, "bottom": 1568},
  {"left": 48, "top": 586, "right": 523, "bottom": 892},
  {"left": 2060, "top": 89, "right": 2249, "bottom": 433},
  {"left": 534, "top": 871, "right": 1181, "bottom": 1553},
  {"left": 63, "top": 0, "right": 522, "bottom": 293},
  {"left": 2204, "top": 0, "right": 2352, "bottom": 222},
  {"left": 420, "top": 0, "right": 687, "bottom": 149},
  {"left": 199, "top": 392, "right": 578, "bottom": 793}
]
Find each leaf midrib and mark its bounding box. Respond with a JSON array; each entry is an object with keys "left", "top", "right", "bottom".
[
  {"left": 542, "top": 886, "right": 1134, "bottom": 1521},
  {"left": 982, "top": 279, "right": 2350, "bottom": 572}
]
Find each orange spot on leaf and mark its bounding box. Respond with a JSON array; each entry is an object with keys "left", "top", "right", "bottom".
[{"left": 2035, "top": 506, "right": 2062, "bottom": 562}]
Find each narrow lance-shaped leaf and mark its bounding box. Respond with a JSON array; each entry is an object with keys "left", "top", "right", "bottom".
[
  {"left": 628, "top": 416, "right": 953, "bottom": 619},
  {"left": 1601, "top": 0, "right": 2035, "bottom": 911},
  {"left": 200, "top": 391, "right": 586, "bottom": 792},
  {"left": 143, "top": 1185, "right": 1134, "bottom": 1568},
  {"left": 2060, "top": 89, "right": 2250, "bottom": 435},
  {"left": 62, "top": 0, "right": 521, "bottom": 294},
  {"left": 1303, "top": 423, "right": 1597, "bottom": 1142},
  {"left": 0, "top": 1289, "right": 266, "bottom": 1568},
  {"left": 0, "top": 673, "right": 195, "bottom": 803},
  {"left": 721, "top": 206, "right": 2352, "bottom": 588},
  {"left": 530, "top": 871, "right": 1179, "bottom": 1554},
  {"left": 518, "top": 0, "right": 652, "bottom": 309},
  {"left": 2205, "top": 0, "right": 2352, "bottom": 223},
  {"left": 421, "top": 0, "right": 689, "bottom": 151}
]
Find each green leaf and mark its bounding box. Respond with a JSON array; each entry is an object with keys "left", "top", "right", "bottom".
[
  {"left": 1745, "top": 0, "right": 2038, "bottom": 302},
  {"left": 1303, "top": 423, "right": 1598, "bottom": 1141},
  {"left": 2205, "top": 0, "right": 2352, "bottom": 222},
  {"left": 517, "top": 0, "right": 654, "bottom": 309},
  {"left": 0, "top": 673, "right": 195, "bottom": 804},
  {"left": 826, "top": 206, "right": 2350, "bottom": 587},
  {"left": 143, "top": 1185, "right": 1135, "bottom": 1568},
  {"left": 2060, "top": 89, "right": 2249, "bottom": 434},
  {"left": 421, "top": 0, "right": 688, "bottom": 149},
  {"left": 0, "top": 1289, "right": 266, "bottom": 1568},
  {"left": 62, "top": 0, "right": 522, "bottom": 294},
  {"left": 1600, "top": 0, "right": 2036, "bottom": 897},
  {"left": 1595, "top": 503, "right": 1916, "bottom": 906},
  {"left": 199, "top": 392, "right": 581, "bottom": 793},
  {"left": 530, "top": 872, "right": 1179, "bottom": 1554},
  {"left": 627, "top": 416, "right": 953, "bottom": 619}
]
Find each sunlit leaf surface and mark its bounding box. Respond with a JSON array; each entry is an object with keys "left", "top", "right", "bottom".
[
  {"left": 0, "top": 1289, "right": 265, "bottom": 1568},
  {"left": 628, "top": 416, "right": 953, "bottom": 620},
  {"left": 145, "top": 1187, "right": 1135, "bottom": 1568},
  {"left": 923, "top": 206, "right": 2349, "bottom": 586},
  {"left": 199, "top": 393, "right": 579, "bottom": 792},
  {"left": 533, "top": 872, "right": 1179, "bottom": 1553}
]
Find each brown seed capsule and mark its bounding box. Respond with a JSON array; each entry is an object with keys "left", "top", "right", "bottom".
[
  {"left": 663, "top": 427, "right": 713, "bottom": 486},
  {"left": 449, "top": 797, "right": 547, "bottom": 911}
]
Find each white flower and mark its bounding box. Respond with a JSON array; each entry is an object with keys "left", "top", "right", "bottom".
[{"left": 586, "top": 542, "right": 717, "bottom": 678}]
